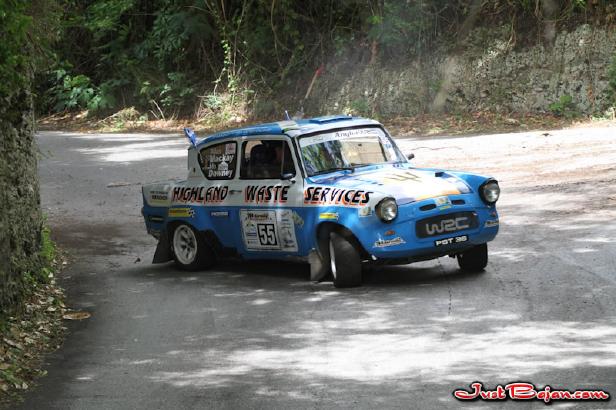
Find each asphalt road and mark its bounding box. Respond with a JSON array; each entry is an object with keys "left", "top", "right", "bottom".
[{"left": 18, "top": 126, "right": 616, "bottom": 409}]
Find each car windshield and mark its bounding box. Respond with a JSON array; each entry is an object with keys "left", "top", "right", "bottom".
[{"left": 299, "top": 127, "right": 405, "bottom": 176}]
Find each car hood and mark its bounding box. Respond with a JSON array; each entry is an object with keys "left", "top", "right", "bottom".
[{"left": 306, "top": 165, "right": 472, "bottom": 204}]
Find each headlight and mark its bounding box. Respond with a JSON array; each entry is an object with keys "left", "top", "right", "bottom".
[
  {"left": 376, "top": 197, "right": 398, "bottom": 222},
  {"left": 480, "top": 180, "right": 500, "bottom": 204}
]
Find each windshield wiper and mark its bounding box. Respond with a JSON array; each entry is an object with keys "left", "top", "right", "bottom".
[{"left": 311, "top": 166, "right": 355, "bottom": 176}]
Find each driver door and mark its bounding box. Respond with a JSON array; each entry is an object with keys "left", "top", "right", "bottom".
[{"left": 232, "top": 137, "right": 306, "bottom": 256}]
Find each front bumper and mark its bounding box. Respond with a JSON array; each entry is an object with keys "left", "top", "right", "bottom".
[{"left": 354, "top": 194, "right": 499, "bottom": 260}]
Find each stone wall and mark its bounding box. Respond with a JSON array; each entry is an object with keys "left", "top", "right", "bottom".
[
  {"left": 307, "top": 25, "right": 616, "bottom": 117},
  {"left": 0, "top": 88, "right": 43, "bottom": 312}
]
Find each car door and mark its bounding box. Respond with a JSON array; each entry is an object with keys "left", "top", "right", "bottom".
[
  {"left": 232, "top": 136, "right": 306, "bottom": 257},
  {"left": 193, "top": 138, "right": 241, "bottom": 249}
]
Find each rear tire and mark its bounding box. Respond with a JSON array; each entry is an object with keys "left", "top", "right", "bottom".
[
  {"left": 329, "top": 232, "right": 362, "bottom": 288},
  {"left": 457, "top": 243, "right": 488, "bottom": 272},
  {"left": 171, "top": 223, "right": 216, "bottom": 271}
]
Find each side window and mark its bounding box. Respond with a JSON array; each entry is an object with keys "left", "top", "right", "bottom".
[
  {"left": 240, "top": 140, "right": 296, "bottom": 179},
  {"left": 198, "top": 141, "right": 237, "bottom": 180}
]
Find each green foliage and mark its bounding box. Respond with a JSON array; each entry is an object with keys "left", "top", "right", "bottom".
[
  {"left": 139, "top": 72, "right": 196, "bottom": 117},
  {"left": 20, "top": 222, "right": 56, "bottom": 287},
  {"left": 33, "top": 0, "right": 616, "bottom": 118},
  {"left": 549, "top": 94, "right": 578, "bottom": 118},
  {"left": 46, "top": 68, "right": 115, "bottom": 113},
  {"left": 85, "top": 0, "right": 135, "bottom": 34},
  {"left": 607, "top": 54, "right": 616, "bottom": 106},
  {"left": 38, "top": 224, "right": 56, "bottom": 282},
  {"left": 348, "top": 98, "right": 371, "bottom": 117},
  {"left": 367, "top": 1, "right": 451, "bottom": 57},
  {"left": 0, "top": 0, "right": 32, "bottom": 96}
]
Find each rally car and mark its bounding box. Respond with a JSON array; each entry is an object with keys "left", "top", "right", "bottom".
[{"left": 141, "top": 115, "right": 500, "bottom": 287}]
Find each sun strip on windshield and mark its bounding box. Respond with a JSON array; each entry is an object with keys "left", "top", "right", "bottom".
[{"left": 298, "top": 127, "right": 382, "bottom": 148}]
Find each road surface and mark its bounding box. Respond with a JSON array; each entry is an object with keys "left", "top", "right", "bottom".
[{"left": 18, "top": 126, "right": 616, "bottom": 409}]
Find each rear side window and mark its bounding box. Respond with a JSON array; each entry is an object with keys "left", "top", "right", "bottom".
[{"left": 199, "top": 141, "right": 237, "bottom": 180}]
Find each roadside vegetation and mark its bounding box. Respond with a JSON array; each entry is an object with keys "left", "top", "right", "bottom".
[
  {"left": 32, "top": 0, "right": 616, "bottom": 128},
  {"left": 0, "top": 225, "right": 66, "bottom": 406}
]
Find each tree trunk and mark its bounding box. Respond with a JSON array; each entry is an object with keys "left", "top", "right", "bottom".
[
  {"left": 430, "top": 0, "right": 484, "bottom": 113},
  {"left": 541, "top": 0, "right": 560, "bottom": 46}
]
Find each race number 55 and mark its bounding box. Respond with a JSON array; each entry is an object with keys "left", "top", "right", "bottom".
[{"left": 257, "top": 223, "right": 277, "bottom": 246}]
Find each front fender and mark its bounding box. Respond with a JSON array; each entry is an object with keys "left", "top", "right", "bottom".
[{"left": 313, "top": 204, "right": 389, "bottom": 256}]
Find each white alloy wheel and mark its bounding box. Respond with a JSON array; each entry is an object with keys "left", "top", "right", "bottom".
[{"left": 173, "top": 224, "right": 198, "bottom": 265}]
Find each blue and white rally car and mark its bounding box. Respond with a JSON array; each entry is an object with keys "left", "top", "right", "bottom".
[{"left": 142, "top": 115, "right": 500, "bottom": 287}]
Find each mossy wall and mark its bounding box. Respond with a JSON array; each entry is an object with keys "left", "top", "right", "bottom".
[
  {"left": 308, "top": 25, "right": 616, "bottom": 117},
  {"left": 0, "top": 88, "right": 43, "bottom": 313}
]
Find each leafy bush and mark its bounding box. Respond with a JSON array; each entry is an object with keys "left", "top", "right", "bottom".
[
  {"left": 138, "top": 72, "right": 196, "bottom": 118},
  {"left": 549, "top": 95, "right": 578, "bottom": 118},
  {"left": 348, "top": 98, "right": 371, "bottom": 116},
  {"left": 46, "top": 68, "right": 115, "bottom": 113}
]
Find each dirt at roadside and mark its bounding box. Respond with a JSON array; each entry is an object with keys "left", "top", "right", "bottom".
[{"left": 37, "top": 109, "right": 614, "bottom": 138}]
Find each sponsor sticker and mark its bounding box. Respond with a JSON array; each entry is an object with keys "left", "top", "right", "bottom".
[
  {"left": 172, "top": 186, "right": 228, "bottom": 204},
  {"left": 304, "top": 187, "right": 372, "bottom": 207},
  {"left": 319, "top": 212, "right": 339, "bottom": 221},
  {"left": 239, "top": 209, "right": 298, "bottom": 252},
  {"left": 434, "top": 196, "right": 452, "bottom": 210},
  {"left": 210, "top": 211, "right": 229, "bottom": 217},
  {"left": 225, "top": 143, "right": 236, "bottom": 155},
  {"left": 299, "top": 128, "right": 380, "bottom": 147},
  {"left": 434, "top": 235, "right": 468, "bottom": 247},
  {"left": 149, "top": 190, "right": 169, "bottom": 205},
  {"left": 358, "top": 206, "right": 373, "bottom": 217},
  {"left": 291, "top": 211, "right": 304, "bottom": 228},
  {"left": 244, "top": 185, "right": 289, "bottom": 204},
  {"left": 485, "top": 219, "right": 499, "bottom": 228},
  {"left": 168, "top": 207, "right": 195, "bottom": 218},
  {"left": 203, "top": 142, "right": 236, "bottom": 179},
  {"left": 373, "top": 237, "right": 406, "bottom": 248}
]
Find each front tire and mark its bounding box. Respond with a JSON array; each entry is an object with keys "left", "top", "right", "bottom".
[
  {"left": 457, "top": 243, "right": 488, "bottom": 272},
  {"left": 171, "top": 223, "right": 216, "bottom": 271},
  {"left": 329, "top": 232, "right": 362, "bottom": 288}
]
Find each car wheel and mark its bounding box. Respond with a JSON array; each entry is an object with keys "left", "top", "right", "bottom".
[
  {"left": 457, "top": 243, "right": 488, "bottom": 272},
  {"left": 171, "top": 223, "right": 216, "bottom": 271},
  {"left": 329, "top": 232, "right": 362, "bottom": 288}
]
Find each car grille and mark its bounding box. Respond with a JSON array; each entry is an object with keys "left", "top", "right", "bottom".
[{"left": 416, "top": 211, "right": 478, "bottom": 238}]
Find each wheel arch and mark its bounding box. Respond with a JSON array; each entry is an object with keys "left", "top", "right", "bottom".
[{"left": 315, "top": 221, "right": 369, "bottom": 260}]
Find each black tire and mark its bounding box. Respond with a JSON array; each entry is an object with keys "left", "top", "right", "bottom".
[
  {"left": 329, "top": 232, "right": 362, "bottom": 288},
  {"left": 457, "top": 243, "right": 488, "bottom": 272},
  {"left": 171, "top": 223, "right": 216, "bottom": 271}
]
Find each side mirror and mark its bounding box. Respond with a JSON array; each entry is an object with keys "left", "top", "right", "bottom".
[
  {"left": 407, "top": 153, "right": 415, "bottom": 160},
  {"left": 281, "top": 172, "right": 296, "bottom": 181}
]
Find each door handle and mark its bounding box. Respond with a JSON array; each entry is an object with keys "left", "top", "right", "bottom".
[{"left": 229, "top": 189, "right": 242, "bottom": 195}]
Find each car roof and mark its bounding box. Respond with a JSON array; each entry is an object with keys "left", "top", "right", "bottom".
[{"left": 195, "top": 115, "right": 381, "bottom": 147}]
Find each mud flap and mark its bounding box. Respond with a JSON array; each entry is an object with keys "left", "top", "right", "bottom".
[
  {"left": 152, "top": 230, "right": 172, "bottom": 263},
  {"left": 309, "top": 249, "right": 329, "bottom": 282}
]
